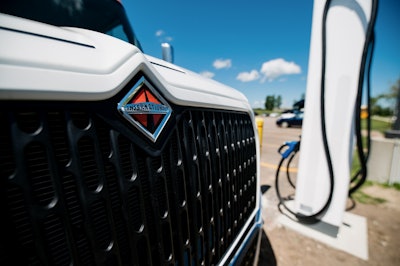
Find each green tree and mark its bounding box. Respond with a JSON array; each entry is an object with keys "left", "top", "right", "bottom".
[
  {"left": 388, "top": 78, "right": 400, "bottom": 129},
  {"left": 265, "top": 95, "right": 275, "bottom": 111},
  {"left": 382, "top": 78, "right": 400, "bottom": 106},
  {"left": 371, "top": 78, "right": 400, "bottom": 118},
  {"left": 275, "top": 95, "right": 282, "bottom": 109}
]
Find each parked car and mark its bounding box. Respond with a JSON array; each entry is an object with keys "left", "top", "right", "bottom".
[
  {"left": 269, "top": 112, "right": 279, "bottom": 118},
  {"left": 276, "top": 111, "right": 304, "bottom": 128}
]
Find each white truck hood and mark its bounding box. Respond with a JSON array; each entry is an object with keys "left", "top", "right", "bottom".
[
  {"left": 0, "top": 13, "right": 251, "bottom": 112},
  {"left": 144, "top": 55, "right": 251, "bottom": 111}
]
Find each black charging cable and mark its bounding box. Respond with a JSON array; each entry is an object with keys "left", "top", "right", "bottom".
[
  {"left": 275, "top": 0, "right": 378, "bottom": 223},
  {"left": 349, "top": 0, "right": 378, "bottom": 195}
]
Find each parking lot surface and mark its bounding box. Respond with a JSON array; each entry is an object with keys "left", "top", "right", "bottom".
[{"left": 257, "top": 116, "right": 400, "bottom": 266}]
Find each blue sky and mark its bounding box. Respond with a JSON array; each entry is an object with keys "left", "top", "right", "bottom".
[{"left": 123, "top": 0, "right": 399, "bottom": 109}]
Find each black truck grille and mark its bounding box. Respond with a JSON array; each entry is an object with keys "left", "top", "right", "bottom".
[{"left": 0, "top": 106, "right": 257, "bottom": 265}]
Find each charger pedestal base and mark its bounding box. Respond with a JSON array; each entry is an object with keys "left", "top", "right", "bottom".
[{"left": 278, "top": 210, "right": 368, "bottom": 260}]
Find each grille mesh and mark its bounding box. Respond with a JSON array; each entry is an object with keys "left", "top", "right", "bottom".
[{"left": 0, "top": 107, "right": 257, "bottom": 265}]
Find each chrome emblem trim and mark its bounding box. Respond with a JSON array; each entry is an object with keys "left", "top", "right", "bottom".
[{"left": 117, "top": 76, "right": 172, "bottom": 142}]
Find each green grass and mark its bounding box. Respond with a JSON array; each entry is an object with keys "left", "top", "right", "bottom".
[
  {"left": 253, "top": 108, "right": 281, "bottom": 116},
  {"left": 350, "top": 116, "right": 391, "bottom": 185},
  {"left": 352, "top": 190, "right": 386, "bottom": 205},
  {"left": 361, "top": 117, "right": 392, "bottom": 133},
  {"left": 351, "top": 180, "right": 400, "bottom": 205},
  {"left": 350, "top": 180, "right": 386, "bottom": 205},
  {"left": 350, "top": 155, "right": 400, "bottom": 205},
  {"left": 380, "top": 182, "right": 400, "bottom": 191},
  {"left": 253, "top": 108, "right": 269, "bottom": 116},
  {"left": 362, "top": 180, "right": 400, "bottom": 191},
  {"left": 348, "top": 170, "right": 399, "bottom": 205}
]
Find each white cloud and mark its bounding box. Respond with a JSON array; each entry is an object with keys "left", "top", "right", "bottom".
[
  {"left": 260, "top": 58, "right": 301, "bottom": 82},
  {"left": 155, "top": 30, "right": 173, "bottom": 42},
  {"left": 155, "top": 30, "right": 165, "bottom": 37},
  {"left": 236, "top": 70, "right": 260, "bottom": 82},
  {"left": 200, "top": 71, "right": 215, "bottom": 79},
  {"left": 213, "top": 59, "right": 232, "bottom": 69}
]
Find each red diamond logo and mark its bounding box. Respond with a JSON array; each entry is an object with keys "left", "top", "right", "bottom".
[{"left": 118, "top": 77, "right": 171, "bottom": 141}]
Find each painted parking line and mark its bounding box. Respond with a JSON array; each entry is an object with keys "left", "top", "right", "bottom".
[{"left": 260, "top": 162, "right": 298, "bottom": 173}]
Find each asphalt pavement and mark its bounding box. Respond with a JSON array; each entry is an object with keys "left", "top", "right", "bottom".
[
  {"left": 258, "top": 116, "right": 302, "bottom": 187},
  {"left": 256, "top": 116, "right": 303, "bottom": 265}
]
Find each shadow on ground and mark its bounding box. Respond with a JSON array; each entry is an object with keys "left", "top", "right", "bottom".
[
  {"left": 258, "top": 185, "right": 277, "bottom": 266},
  {"left": 258, "top": 230, "right": 277, "bottom": 266}
]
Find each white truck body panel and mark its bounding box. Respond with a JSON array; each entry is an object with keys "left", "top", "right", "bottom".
[{"left": 0, "top": 13, "right": 251, "bottom": 113}]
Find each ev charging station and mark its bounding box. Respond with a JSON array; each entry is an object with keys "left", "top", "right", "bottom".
[{"left": 292, "top": 0, "right": 377, "bottom": 236}]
